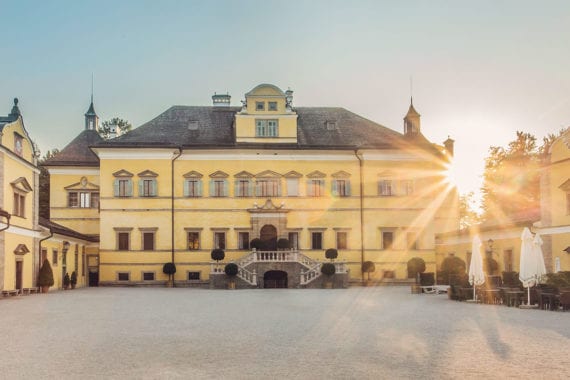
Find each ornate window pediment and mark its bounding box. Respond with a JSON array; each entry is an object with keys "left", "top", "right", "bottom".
[
  {"left": 209, "top": 170, "right": 229, "bottom": 179},
  {"left": 10, "top": 177, "right": 32, "bottom": 193},
  {"left": 64, "top": 177, "right": 100, "bottom": 191},
  {"left": 559, "top": 179, "right": 570, "bottom": 191},
  {"left": 283, "top": 170, "right": 303, "bottom": 178},
  {"left": 331, "top": 170, "right": 351, "bottom": 178},
  {"left": 255, "top": 170, "right": 281, "bottom": 178},
  {"left": 307, "top": 170, "right": 326, "bottom": 178},
  {"left": 13, "top": 244, "right": 30, "bottom": 255},
  {"left": 235, "top": 171, "right": 254, "bottom": 178},
  {"left": 183, "top": 170, "right": 203, "bottom": 179},
  {"left": 113, "top": 169, "right": 134, "bottom": 178},
  {"left": 378, "top": 170, "right": 396, "bottom": 178},
  {"left": 138, "top": 170, "right": 158, "bottom": 178}
]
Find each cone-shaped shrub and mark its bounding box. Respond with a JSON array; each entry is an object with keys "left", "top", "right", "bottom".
[{"left": 38, "top": 259, "right": 54, "bottom": 287}]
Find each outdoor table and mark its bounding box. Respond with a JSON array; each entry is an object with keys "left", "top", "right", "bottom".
[
  {"left": 540, "top": 292, "right": 558, "bottom": 310},
  {"left": 483, "top": 289, "right": 501, "bottom": 304},
  {"left": 505, "top": 290, "right": 524, "bottom": 307}
]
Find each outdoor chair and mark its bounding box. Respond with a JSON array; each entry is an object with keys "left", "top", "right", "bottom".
[{"left": 559, "top": 292, "right": 570, "bottom": 311}]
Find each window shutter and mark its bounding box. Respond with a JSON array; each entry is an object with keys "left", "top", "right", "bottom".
[
  {"left": 138, "top": 179, "right": 144, "bottom": 196},
  {"left": 277, "top": 181, "right": 281, "bottom": 197},
  {"left": 332, "top": 180, "right": 338, "bottom": 196},
  {"left": 234, "top": 180, "right": 239, "bottom": 197},
  {"left": 197, "top": 181, "right": 202, "bottom": 197},
  {"left": 307, "top": 180, "right": 313, "bottom": 197},
  {"left": 126, "top": 179, "right": 133, "bottom": 197},
  {"left": 391, "top": 181, "right": 397, "bottom": 196},
  {"left": 209, "top": 179, "right": 214, "bottom": 196},
  {"left": 346, "top": 181, "right": 351, "bottom": 196},
  {"left": 223, "top": 180, "right": 228, "bottom": 197},
  {"left": 114, "top": 179, "right": 120, "bottom": 197},
  {"left": 247, "top": 180, "right": 253, "bottom": 197},
  {"left": 319, "top": 180, "right": 325, "bottom": 196},
  {"left": 184, "top": 180, "right": 190, "bottom": 197},
  {"left": 151, "top": 179, "right": 157, "bottom": 196}
]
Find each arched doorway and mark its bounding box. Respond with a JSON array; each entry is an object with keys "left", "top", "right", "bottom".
[
  {"left": 264, "top": 270, "right": 288, "bottom": 288},
  {"left": 260, "top": 224, "right": 277, "bottom": 250}
]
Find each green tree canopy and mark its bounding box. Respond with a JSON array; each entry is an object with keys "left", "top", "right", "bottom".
[
  {"left": 38, "top": 149, "right": 60, "bottom": 219},
  {"left": 100, "top": 118, "right": 132, "bottom": 140}
]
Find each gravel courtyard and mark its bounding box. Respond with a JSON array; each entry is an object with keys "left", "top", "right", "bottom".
[{"left": 1, "top": 287, "right": 568, "bottom": 379}]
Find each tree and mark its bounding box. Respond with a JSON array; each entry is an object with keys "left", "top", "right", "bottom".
[
  {"left": 362, "top": 261, "right": 375, "bottom": 281},
  {"left": 459, "top": 192, "right": 482, "bottom": 229},
  {"left": 325, "top": 248, "right": 338, "bottom": 262},
  {"left": 163, "top": 262, "right": 177, "bottom": 287},
  {"left": 407, "top": 257, "right": 426, "bottom": 282},
  {"left": 38, "top": 259, "right": 55, "bottom": 292},
  {"left": 38, "top": 149, "right": 60, "bottom": 219},
  {"left": 211, "top": 249, "right": 225, "bottom": 262},
  {"left": 99, "top": 118, "right": 132, "bottom": 140},
  {"left": 481, "top": 130, "right": 564, "bottom": 220}
]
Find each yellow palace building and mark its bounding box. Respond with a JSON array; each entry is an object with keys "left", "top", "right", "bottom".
[
  {"left": 0, "top": 99, "right": 94, "bottom": 294},
  {"left": 44, "top": 84, "right": 459, "bottom": 288}
]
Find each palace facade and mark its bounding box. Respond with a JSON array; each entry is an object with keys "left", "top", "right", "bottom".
[{"left": 44, "top": 84, "right": 459, "bottom": 288}]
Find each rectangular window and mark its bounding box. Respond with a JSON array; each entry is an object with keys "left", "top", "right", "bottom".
[
  {"left": 311, "top": 232, "right": 323, "bottom": 250},
  {"left": 336, "top": 232, "right": 347, "bottom": 250},
  {"left": 235, "top": 179, "right": 252, "bottom": 197},
  {"left": 188, "top": 272, "right": 200, "bottom": 280},
  {"left": 286, "top": 178, "right": 299, "bottom": 196},
  {"left": 332, "top": 180, "right": 350, "bottom": 197},
  {"left": 52, "top": 249, "right": 58, "bottom": 266},
  {"left": 184, "top": 179, "right": 202, "bottom": 197},
  {"left": 238, "top": 232, "right": 250, "bottom": 250},
  {"left": 82, "top": 246, "right": 85, "bottom": 276},
  {"left": 80, "top": 192, "right": 90, "bottom": 208},
  {"left": 214, "top": 232, "right": 226, "bottom": 249},
  {"left": 379, "top": 180, "right": 393, "bottom": 196},
  {"left": 117, "top": 272, "right": 130, "bottom": 281},
  {"left": 256, "top": 179, "right": 279, "bottom": 197},
  {"left": 210, "top": 180, "right": 227, "bottom": 197},
  {"left": 407, "top": 232, "right": 418, "bottom": 250},
  {"left": 255, "top": 120, "right": 278, "bottom": 137},
  {"left": 115, "top": 179, "right": 133, "bottom": 197},
  {"left": 13, "top": 193, "right": 25, "bottom": 217},
  {"left": 402, "top": 180, "right": 414, "bottom": 196},
  {"left": 188, "top": 232, "right": 200, "bottom": 250},
  {"left": 268, "top": 101, "right": 277, "bottom": 111},
  {"left": 256, "top": 101, "right": 265, "bottom": 111},
  {"left": 74, "top": 250, "right": 78, "bottom": 273},
  {"left": 382, "top": 231, "right": 394, "bottom": 250},
  {"left": 288, "top": 232, "right": 299, "bottom": 250},
  {"left": 139, "top": 179, "right": 157, "bottom": 197},
  {"left": 143, "top": 272, "right": 155, "bottom": 281},
  {"left": 91, "top": 193, "right": 100, "bottom": 208},
  {"left": 14, "top": 133, "right": 23, "bottom": 156},
  {"left": 142, "top": 232, "right": 155, "bottom": 251},
  {"left": 118, "top": 232, "right": 130, "bottom": 250},
  {"left": 307, "top": 180, "right": 324, "bottom": 197}
]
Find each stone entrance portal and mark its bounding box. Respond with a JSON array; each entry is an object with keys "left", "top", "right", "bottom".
[
  {"left": 260, "top": 224, "right": 277, "bottom": 250},
  {"left": 264, "top": 270, "right": 288, "bottom": 288}
]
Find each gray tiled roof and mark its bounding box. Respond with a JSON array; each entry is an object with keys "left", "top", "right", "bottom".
[
  {"left": 43, "top": 129, "right": 103, "bottom": 166},
  {"left": 95, "top": 106, "right": 440, "bottom": 153}
]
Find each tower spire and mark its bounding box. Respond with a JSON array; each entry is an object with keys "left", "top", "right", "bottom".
[{"left": 85, "top": 75, "right": 99, "bottom": 131}]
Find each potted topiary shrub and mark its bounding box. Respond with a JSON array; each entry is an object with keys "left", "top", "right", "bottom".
[
  {"left": 211, "top": 249, "right": 225, "bottom": 272},
  {"left": 321, "top": 262, "right": 336, "bottom": 289},
  {"left": 362, "top": 261, "right": 375, "bottom": 286},
  {"left": 277, "top": 238, "right": 290, "bottom": 250},
  {"left": 407, "top": 257, "right": 426, "bottom": 294},
  {"left": 38, "top": 259, "right": 54, "bottom": 293},
  {"left": 325, "top": 248, "right": 338, "bottom": 262},
  {"left": 70, "top": 271, "right": 77, "bottom": 289},
  {"left": 483, "top": 257, "right": 499, "bottom": 276},
  {"left": 63, "top": 272, "right": 70, "bottom": 290},
  {"left": 224, "top": 263, "right": 239, "bottom": 289},
  {"left": 163, "top": 262, "right": 177, "bottom": 287},
  {"left": 250, "top": 238, "right": 264, "bottom": 251}
]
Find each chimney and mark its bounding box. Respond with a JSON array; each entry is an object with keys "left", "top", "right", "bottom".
[
  {"left": 285, "top": 89, "right": 293, "bottom": 111},
  {"left": 443, "top": 136, "right": 455, "bottom": 157},
  {"left": 212, "top": 92, "right": 231, "bottom": 107}
]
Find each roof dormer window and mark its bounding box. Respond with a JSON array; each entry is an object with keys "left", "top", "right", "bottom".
[
  {"left": 256, "top": 101, "right": 265, "bottom": 111},
  {"left": 268, "top": 102, "right": 277, "bottom": 111},
  {"left": 14, "top": 133, "right": 23, "bottom": 156},
  {"left": 256, "top": 120, "right": 278, "bottom": 137}
]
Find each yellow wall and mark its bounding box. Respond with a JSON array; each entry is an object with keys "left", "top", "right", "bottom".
[{"left": 40, "top": 237, "right": 89, "bottom": 290}]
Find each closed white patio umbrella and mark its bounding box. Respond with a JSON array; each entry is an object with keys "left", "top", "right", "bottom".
[
  {"left": 519, "top": 228, "right": 545, "bottom": 307},
  {"left": 468, "top": 235, "right": 485, "bottom": 301}
]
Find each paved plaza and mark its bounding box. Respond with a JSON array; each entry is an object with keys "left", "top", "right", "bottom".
[{"left": 1, "top": 287, "right": 568, "bottom": 379}]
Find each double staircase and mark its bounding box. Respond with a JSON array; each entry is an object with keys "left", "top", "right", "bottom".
[{"left": 210, "top": 249, "right": 347, "bottom": 287}]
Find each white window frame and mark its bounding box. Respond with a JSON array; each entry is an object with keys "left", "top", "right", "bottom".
[{"left": 255, "top": 119, "right": 278, "bottom": 137}]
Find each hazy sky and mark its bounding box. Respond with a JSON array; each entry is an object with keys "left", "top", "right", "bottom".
[{"left": 1, "top": 1, "right": 569, "bottom": 198}]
